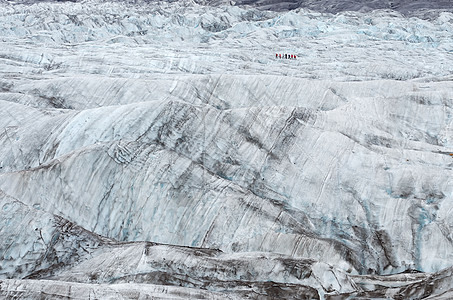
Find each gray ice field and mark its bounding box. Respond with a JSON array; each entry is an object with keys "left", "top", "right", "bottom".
[{"left": 1, "top": 0, "right": 453, "bottom": 298}]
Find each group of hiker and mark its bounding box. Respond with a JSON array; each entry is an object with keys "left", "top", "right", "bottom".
[{"left": 276, "top": 53, "right": 297, "bottom": 59}]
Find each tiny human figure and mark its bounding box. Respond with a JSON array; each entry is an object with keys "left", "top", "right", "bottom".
[
  {"left": 279, "top": 54, "right": 282, "bottom": 58},
  {"left": 290, "top": 54, "right": 293, "bottom": 59},
  {"left": 294, "top": 55, "right": 297, "bottom": 59},
  {"left": 284, "top": 54, "right": 287, "bottom": 59},
  {"left": 276, "top": 53, "right": 278, "bottom": 58}
]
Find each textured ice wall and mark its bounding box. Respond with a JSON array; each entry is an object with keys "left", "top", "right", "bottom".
[
  {"left": 1, "top": 75, "right": 453, "bottom": 276},
  {"left": 1, "top": 0, "right": 453, "bottom": 299}
]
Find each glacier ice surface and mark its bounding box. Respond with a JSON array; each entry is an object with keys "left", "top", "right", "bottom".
[{"left": 1, "top": 0, "right": 453, "bottom": 299}]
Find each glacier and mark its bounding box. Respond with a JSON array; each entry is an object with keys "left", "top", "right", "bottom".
[{"left": 1, "top": 0, "right": 453, "bottom": 299}]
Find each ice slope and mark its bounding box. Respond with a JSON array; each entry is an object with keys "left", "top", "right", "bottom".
[
  {"left": 1, "top": 0, "right": 453, "bottom": 299},
  {"left": 0, "top": 187, "right": 350, "bottom": 298},
  {"left": 3, "top": 74, "right": 453, "bottom": 275},
  {"left": 0, "top": 190, "right": 111, "bottom": 279}
]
